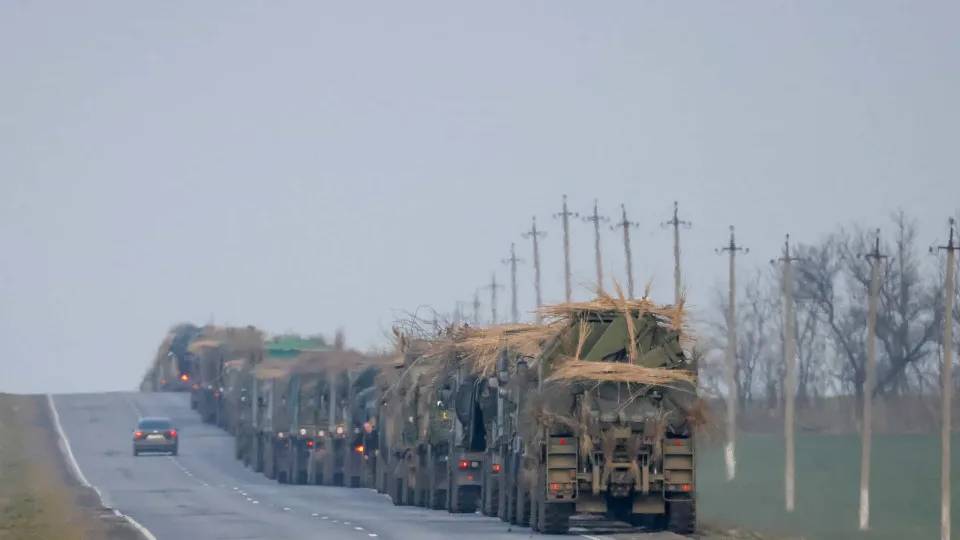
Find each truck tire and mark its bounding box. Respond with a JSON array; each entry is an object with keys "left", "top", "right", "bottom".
[
  {"left": 666, "top": 500, "right": 696, "bottom": 535},
  {"left": 392, "top": 479, "right": 404, "bottom": 506},
  {"left": 515, "top": 486, "right": 531, "bottom": 527},
  {"left": 539, "top": 502, "right": 573, "bottom": 535}
]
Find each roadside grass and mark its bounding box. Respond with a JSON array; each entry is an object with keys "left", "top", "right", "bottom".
[
  {"left": 0, "top": 393, "right": 106, "bottom": 540},
  {"left": 697, "top": 432, "right": 959, "bottom": 540}
]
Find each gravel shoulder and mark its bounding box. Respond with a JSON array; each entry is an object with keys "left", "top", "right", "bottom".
[{"left": 0, "top": 393, "right": 142, "bottom": 540}]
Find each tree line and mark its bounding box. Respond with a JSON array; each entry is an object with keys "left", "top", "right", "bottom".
[{"left": 697, "top": 211, "right": 960, "bottom": 434}]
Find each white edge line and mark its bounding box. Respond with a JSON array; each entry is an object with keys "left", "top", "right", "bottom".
[{"left": 47, "top": 394, "right": 158, "bottom": 540}]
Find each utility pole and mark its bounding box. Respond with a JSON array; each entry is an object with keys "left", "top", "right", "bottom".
[
  {"left": 611, "top": 204, "right": 639, "bottom": 298},
  {"left": 455, "top": 301, "right": 471, "bottom": 325},
  {"left": 582, "top": 199, "right": 610, "bottom": 293},
  {"left": 502, "top": 243, "right": 525, "bottom": 323},
  {"left": 553, "top": 195, "right": 580, "bottom": 303},
  {"left": 716, "top": 225, "right": 748, "bottom": 482},
  {"left": 522, "top": 216, "right": 547, "bottom": 322},
  {"left": 931, "top": 218, "right": 957, "bottom": 540},
  {"left": 770, "top": 234, "right": 801, "bottom": 512},
  {"left": 856, "top": 229, "right": 886, "bottom": 531},
  {"left": 473, "top": 289, "right": 482, "bottom": 327},
  {"left": 482, "top": 272, "right": 504, "bottom": 325},
  {"left": 661, "top": 201, "right": 692, "bottom": 305}
]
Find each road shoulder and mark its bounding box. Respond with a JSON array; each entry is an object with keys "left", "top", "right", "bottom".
[{"left": 0, "top": 393, "right": 144, "bottom": 540}]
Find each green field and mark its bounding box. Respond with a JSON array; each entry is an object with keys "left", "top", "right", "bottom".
[{"left": 696, "top": 433, "right": 959, "bottom": 540}]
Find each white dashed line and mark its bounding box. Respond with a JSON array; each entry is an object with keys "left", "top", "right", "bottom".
[
  {"left": 368, "top": 534, "right": 377, "bottom": 537},
  {"left": 252, "top": 501, "right": 259, "bottom": 504},
  {"left": 355, "top": 527, "right": 364, "bottom": 531},
  {"left": 311, "top": 513, "right": 319, "bottom": 517},
  {"left": 321, "top": 516, "right": 329, "bottom": 520},
  {"left": 283, "top": 507, "right": 291, "bottom": 511}
]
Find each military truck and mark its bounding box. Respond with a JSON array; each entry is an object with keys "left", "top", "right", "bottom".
[
  {"left": 221, "top": 358, "right": 250, "bottom": 437},
  {"left": 509, "top": 297, "right": 699, "bottom": 535},
  {"left": 188, "top": 326, "right": 263, "bottom": 426},
  {"left": 270, "top": 337, "right": 332, "bottom": 485},
  {"left": 140, "top": 324, "right": 203, "bottom": 393},
  {"left": 311, "top": 353, "right": 395, "bottom": 489},
  {"left": 251, "top": 357, "right": 295, "bottom": 481},
  {"left": 381, "top": 335, "right": 448, "bottom": 509}
]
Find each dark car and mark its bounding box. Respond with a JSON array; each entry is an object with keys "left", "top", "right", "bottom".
[{"left": 133, "top": 416, "right": 179, "bottom": 456}]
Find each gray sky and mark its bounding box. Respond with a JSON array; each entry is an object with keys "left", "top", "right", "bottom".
[{"left": 2, "top": 1, "right": 958, "bottom": 394}]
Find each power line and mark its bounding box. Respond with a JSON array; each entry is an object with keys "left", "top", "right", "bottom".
[
  {"left": 856, "top": 228, "right": 887, "bottom": 531},
  {"left": 502, "top": 243, "right": 525, "bottom": 323},
  {"left": 931, "top": 218, "right": 958, "bottom": 540},
  {"left": 481, "top": 272, "right": 505, "bottom": 325},
  {"left": 770, "top": 233, "right": 802, "bottom": 513},
  {"left": 582, "top": 199, "right": 610, "bottom": 292},
  {"left": 611, "top": 204, "right": 639, "bottom": 298},
  {"left": 716, "top": 225, "right": 748, "bottom": 482},
  {"left": 661, "top": 201, "right": 692, "bottom": 305},
  {"left": 522, "top": 216, "right": 547, "bottom": 322},
  {"left": 553, "top": 195, "right": 579, "bottom": 303}
]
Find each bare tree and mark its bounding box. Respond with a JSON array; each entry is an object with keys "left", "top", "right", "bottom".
[
  {"left": 842, "top": 212, "right": 941, "bottom": 396},
  {"left": 705, "top": 269, "right": 775, "bottom": 407}
]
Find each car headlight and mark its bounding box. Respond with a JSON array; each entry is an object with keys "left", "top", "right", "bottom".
[{"left": 299, "top": 428, "right": 307, "bottom": 436}]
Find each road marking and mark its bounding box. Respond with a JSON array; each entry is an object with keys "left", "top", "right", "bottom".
[
  {"left": 283, "top": 507, "right": 291, "bottom": 511},
  {"left": 252, "top": 500, "right": 259, "bottom": 504},
  {"left": 311, "top": 513, "right": 319, "bottom": 517},
  {"left": 47, "top": 395, "right": 158, "bottom": 540},
  {"left": 355, "top": 526, "right": 364, "bottom": 531},
  {"left": 368, "top": 534, "right": 378, "bottom": 537},
  {"left": 321, "top": 516, "right": 329, "bottom": 520}
]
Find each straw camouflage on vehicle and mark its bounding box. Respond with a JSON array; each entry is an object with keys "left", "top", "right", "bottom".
[{"left": 512, "top": 286, "right": 704, "bottom": 456}]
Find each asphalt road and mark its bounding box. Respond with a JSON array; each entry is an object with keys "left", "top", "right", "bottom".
[{"left": 50, "top": 391, "right": 689, "bottom": 540}]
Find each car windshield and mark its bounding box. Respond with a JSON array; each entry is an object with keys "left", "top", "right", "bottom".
[{"left": 138, "top": 419, "right": 172, "bottom": 430}]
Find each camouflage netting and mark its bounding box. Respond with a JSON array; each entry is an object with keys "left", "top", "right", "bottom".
[{"left": 507, "top": 288, "right": 705, "bottom": 452}]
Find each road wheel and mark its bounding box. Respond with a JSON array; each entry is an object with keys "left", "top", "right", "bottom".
[
  {"left": 171, "top": 448, "right": 178, "bottom": 456},
  {"left": 133, "top": 449, "right": 139, "bottom": 457}
]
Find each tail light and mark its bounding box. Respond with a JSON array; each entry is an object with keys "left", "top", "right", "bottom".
[
  {"left": 214, "top": 392, "right": 220, "bottom": 398},
  {"left": 168, "top": 429, "right": 177, "bottom": 438},
  {"left": 134, "top": 430, "right": 143, "bottom": 439},
  {"left": 181, "top": 374, "right": 189, "bottom": 381},
  {"left": 492, "top": 464, "right": 501, "bottom": 472},
  {"left": 458, "top": 461, "right": 470, "bottom": 470},
  {"left": 306, "top": 440, "right": 315, "bottom": 448},
  {"left": 161, "top": 379, "right": 167, "bottom": 385},
  {"left": 193, "top": 384, "right": 199, "bottom": 389},
  {"left": 355, "top": 445, "right": 364, "bottom": 453}
]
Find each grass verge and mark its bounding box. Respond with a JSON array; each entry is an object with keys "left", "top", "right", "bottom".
[{"left": 0, "top": 393, "right": 139, "bottom": 540}]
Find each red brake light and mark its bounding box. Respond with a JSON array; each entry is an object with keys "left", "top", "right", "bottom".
[
  {"left": 134, "top": 430, "right": 143, "bottom": 438},
  {"left": 492, "top": 464, "right": 501, "bottom": 472},
  {"left": 551, "top": 483, "right": 560, "bottom": 491},
  {"left": 169, "top": 429, "right": 177, "bottom": 437},
  {"left": 307, "top": 440, "right": 314, "bottom": 447},
  {"left": 214, "top": 392, "right": 220, "bottom": 398},
  {"left": 558, "top": 438, "right": 565, "bottom": 445},
  {"left": 193, "top": 383, "right": 199, "bottom": 389},
  {"left": 458, "top": 460, "right": 470, "bottom": 469},
  {"left": 161, "top": 379, "right": 167, "bottom": 384}
]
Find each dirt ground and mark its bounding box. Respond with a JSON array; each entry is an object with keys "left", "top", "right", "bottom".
[{"left": 0, "top": 393, "right": 143, "bottom": 540}]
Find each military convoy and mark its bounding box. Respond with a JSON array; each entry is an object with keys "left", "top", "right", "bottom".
[{"left": 141, "top": 294, "right": 701, "bottom": 536}]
